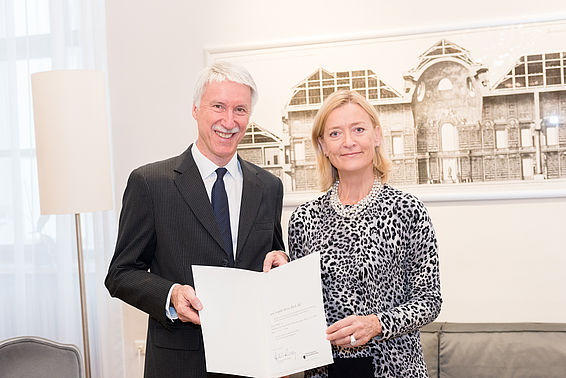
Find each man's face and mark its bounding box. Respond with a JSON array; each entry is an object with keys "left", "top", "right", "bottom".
[{"left": 193, "top": 80, "right": 251, "bottom": 166}]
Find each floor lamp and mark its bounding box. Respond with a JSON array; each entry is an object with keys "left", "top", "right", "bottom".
[{"left": 31, "top": 70, "right": 113, "bottom": 378}]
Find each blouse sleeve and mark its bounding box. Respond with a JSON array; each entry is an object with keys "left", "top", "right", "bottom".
[
  {"left": 287, "top": 206, "right": 306, "bottom": 262},
  {"left": 376, "top": 197, "right": 442, "bottom": 340}
]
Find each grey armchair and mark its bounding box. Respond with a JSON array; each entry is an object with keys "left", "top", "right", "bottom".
[{"left": 0, "top": 336, "right": 83, "bottom": 378}]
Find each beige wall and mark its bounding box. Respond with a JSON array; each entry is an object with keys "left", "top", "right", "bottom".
[{"left": 105, "top": 1, "right": 566, "bottom": 377}]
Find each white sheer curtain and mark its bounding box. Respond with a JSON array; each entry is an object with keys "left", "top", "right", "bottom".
[{"left": 0, "top": 0, "right": 125, "bottom": 377}]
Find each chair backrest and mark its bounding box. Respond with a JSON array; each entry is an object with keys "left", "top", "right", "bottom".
[{"left": 0, "top": 336, "right": 83, "bottom": 378}]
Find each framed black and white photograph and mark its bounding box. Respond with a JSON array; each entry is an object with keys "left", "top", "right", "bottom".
[{"left": 208, "top": 20, "right": 566, "bottom": 201}]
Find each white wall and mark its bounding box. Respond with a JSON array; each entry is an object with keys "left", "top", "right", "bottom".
[
  {"left": 427, "top": 197, "right": 566, "bottom": 322},
  {"left": 105, "top": 1, "right": 566, "bottom": 377}
]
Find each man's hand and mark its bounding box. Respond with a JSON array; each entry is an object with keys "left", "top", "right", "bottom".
[
  {"left": 326, "top": 314, "right": 382, "bottom": 347},
  {"left": 171, "top": 284, "right": 203, "bottom": 325},
  {"left": 263, "top": 250, "right": 289, "bottom": 272}
]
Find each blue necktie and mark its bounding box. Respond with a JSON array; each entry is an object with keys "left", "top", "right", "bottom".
[{"left": 211, "top": 168, "right": 234, "bottom": 265}]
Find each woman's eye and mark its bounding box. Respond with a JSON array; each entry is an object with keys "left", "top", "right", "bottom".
[
  {"left": 329, "top": 131, "right": 339, "bottom": 137},
  {"left": 354, "top": 127, "right": 365, "bottom": 133}
]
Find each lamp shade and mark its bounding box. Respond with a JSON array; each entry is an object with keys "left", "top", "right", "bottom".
[{"left": 31, "top": 70, "right": 113, "bottom": 215}]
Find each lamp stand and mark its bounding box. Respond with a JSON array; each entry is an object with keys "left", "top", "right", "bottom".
[{"left": 74, "top": 213, "right": 92, "bottom": 378}]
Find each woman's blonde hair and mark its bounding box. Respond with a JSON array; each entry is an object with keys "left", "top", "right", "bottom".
[{"left": 311, "top": 90, "right": 390, "bottom": 191}]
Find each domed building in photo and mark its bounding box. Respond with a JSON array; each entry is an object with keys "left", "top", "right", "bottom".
[{"left": 238, "top": 40, "right": 566, "bottom": 191}]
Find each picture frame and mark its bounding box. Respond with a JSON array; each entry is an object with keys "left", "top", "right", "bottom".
[{"left": 207, "top": 19, "right": 566, "bottom": 202}]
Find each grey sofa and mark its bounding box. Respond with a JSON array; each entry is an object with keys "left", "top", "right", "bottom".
[
  {"left": 420, "top": 322, "right": 566, "bottom": 378},
  {"left": 0, "top": 336, "right": 83, "bottom": 378}
]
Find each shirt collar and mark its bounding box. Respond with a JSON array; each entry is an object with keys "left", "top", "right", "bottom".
[{"left": 192, "top": 141, "right": 241, "bottom": 180}]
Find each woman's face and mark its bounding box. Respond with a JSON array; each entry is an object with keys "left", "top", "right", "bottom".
[{"left": 319, "top": 103, "right": 381, "bottom": 177}]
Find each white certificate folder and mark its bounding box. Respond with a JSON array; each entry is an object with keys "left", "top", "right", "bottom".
[{"left": 192, "top": 252, "right": 333, "bottom": 378}]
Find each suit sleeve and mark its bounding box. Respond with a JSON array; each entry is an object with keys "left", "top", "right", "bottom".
[
  {"left": 105, "top": 169, "right": 175, "bottom": 327},
  {"left": 271, "top": 178, "right": 285, "bottom": 252}
]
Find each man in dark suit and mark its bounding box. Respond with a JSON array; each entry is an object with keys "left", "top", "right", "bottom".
[{"left": 105, "top": 62, "right": 288, "bottom": 377}]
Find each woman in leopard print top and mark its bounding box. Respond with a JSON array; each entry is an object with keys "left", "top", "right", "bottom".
[{"left": 288, "top": 90, "right": 441, "bottom": 377}]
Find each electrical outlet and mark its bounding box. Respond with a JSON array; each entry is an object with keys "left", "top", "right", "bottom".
[{"left": 134, "top": 339, "right": 146, "bottom": 355}]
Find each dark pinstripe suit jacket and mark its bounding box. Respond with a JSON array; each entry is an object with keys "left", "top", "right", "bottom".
[{"left": 105, "top": 145, "right": 285, "bottom": 377}]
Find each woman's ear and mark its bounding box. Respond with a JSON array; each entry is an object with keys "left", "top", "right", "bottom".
[
  {"left": 374, "top": 125, "right": 382, "bottom": 147},
  {"left": 318, "top": 137, "right": 327, "bottom": 156}
]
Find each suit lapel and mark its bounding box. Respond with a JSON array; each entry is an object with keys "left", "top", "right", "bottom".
[
  {"left": 173, "top": 145, "right": 226, "bottom": 253},
  {"left": 236, "top": 159, "right": 263, "bottom": 258}
]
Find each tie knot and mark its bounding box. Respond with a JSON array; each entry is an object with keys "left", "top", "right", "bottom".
[{"left": 216, "top": 167, "right": 227, "bottom": 180}]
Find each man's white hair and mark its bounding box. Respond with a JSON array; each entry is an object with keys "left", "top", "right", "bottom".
[{"left": 193, "top": 61, "right": 258, "bottom": 111}]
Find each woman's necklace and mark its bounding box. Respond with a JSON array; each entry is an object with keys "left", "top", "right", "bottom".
[{"left": 330, "top": 177, "right": 382, "bottom": 218}]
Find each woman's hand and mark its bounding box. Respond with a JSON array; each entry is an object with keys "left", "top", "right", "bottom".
[
  {"left": 263, "top": 250, "right": 289, "bottom": 272},
  {"left": 326, "top": 314, "right": 382, "bottom": 347}
]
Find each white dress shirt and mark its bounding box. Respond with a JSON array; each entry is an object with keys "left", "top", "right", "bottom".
[
  {"left": 191, "top": 142, "right": 243, "bottom": 256},
  {"left": 166, "top": 143, "right": 243, "bottom": 320}
]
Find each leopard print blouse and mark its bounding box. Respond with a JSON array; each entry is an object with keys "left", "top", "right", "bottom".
[{"left": 288, "top": 184, "right": 441, "bottom": 377}]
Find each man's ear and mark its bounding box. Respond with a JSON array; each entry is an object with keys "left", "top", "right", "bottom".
[{"left": 192, "top": 104, "right": 198, "bottom": 120}]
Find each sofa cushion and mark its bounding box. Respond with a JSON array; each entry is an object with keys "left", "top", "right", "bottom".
[
  {"left": 438, "top": 323, "right": 566, "bottom": 378},
  {"left": 420, "top": 322, "right": 442, "bottom": 378}
]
